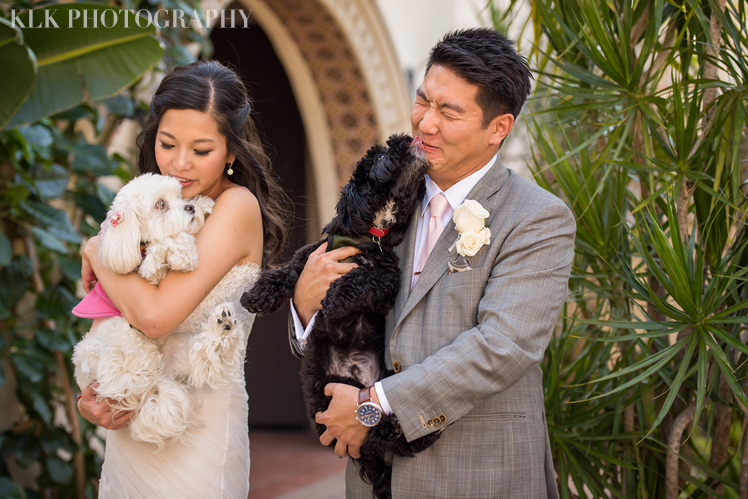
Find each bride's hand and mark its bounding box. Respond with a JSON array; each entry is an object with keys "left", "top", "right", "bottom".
[
  {"left": 77, "top": 383, "right": 132, "bottom": 430},
  {"left": 81, "top": 236, "right": 101, "bottom": 293}
]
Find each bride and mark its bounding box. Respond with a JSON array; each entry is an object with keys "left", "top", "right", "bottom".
[{"left": 77, "top": 60, "right": 288, "bottom": 498}]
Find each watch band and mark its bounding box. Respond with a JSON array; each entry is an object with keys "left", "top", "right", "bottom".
[{"left": 358, "top": 386, "right": 372, "bottom": 405}]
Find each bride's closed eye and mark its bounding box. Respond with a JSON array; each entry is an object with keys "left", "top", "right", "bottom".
[{"left": 159, "top": 143, "right": 211, "bottom": 156}]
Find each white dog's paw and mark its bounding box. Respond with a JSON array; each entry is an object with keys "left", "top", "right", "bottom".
[
  {"left": 213, "top": 303, "right": 237, "bottom": 336},
  {"left": 138, "top": 253, "right": 168, "bottom": 285},
  {"left": 189, "top": 303, "right": 244, "bottom": 388},
  {"left": 162, "top": 233, "right": 199, "bottom": 273}
]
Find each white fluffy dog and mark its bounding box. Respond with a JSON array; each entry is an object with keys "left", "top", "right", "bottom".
[{"left": 72, "top": 173, "right": 244, "bottom": 450}]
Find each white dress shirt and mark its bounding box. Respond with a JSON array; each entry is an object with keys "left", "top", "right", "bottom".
[{"left": 290, "top": 154, "right": 497, "bottom": 414}]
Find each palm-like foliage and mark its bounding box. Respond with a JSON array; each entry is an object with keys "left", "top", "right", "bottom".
[{"left": 490, "top": 0, "right": 748, "bottom": 495}]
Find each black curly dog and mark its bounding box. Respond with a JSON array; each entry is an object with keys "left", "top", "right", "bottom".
[{"left": 241, "top": 133, "right": 440, "bottom": 499}]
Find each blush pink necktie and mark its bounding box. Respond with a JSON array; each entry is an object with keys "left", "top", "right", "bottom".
[{"left": 413, "top": 193, "right": 450, "bottom": 287}]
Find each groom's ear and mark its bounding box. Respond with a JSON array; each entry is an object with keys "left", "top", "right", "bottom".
[{"left": 487, "top": 113, "right": 515, "bottom": 147}]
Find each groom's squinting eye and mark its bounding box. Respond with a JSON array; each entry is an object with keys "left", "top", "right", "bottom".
[{"left": 155, "top": 200, "right": 166, "bottom": 210}]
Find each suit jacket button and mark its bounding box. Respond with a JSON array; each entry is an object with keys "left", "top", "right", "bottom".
[
  {"left": 439, "top": 414, "right": 446, "bottom": 423},
  {"left": 393, "top": 361, "right": 401, "bottom": 373}
]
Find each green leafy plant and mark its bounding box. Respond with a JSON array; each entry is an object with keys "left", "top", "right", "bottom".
[
  {"left": 0, "top": 0, "right": 210, "bottom": 496},
  {"left": 0, "top": 4, "right": 163, "bottom": 129},
  {"left": 489, "top": 0, "right": 748, "bottom": 495}
]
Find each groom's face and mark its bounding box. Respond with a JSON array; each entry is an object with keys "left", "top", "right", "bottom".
[{"left": 410, "top": 64, "right": 509, "bottom": 191}]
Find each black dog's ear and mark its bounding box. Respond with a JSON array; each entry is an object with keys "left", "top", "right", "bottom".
[
  {"left": 368, "top": 149, "right": 396, "bottom": 184},
  {"left": 327, "top": 183, "right": 369, "bottom": 236},
  {"left": 385, "top": 133, "right": 412, "bottom": 146}
]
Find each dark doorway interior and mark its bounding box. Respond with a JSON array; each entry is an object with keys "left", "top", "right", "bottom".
[{"left": 211, "top": 9, "right": 310, "bottom": 428}]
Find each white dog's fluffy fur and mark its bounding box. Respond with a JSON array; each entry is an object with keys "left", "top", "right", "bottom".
[{"left": 73, "top": 173, "right": 247, "bottom": 450}]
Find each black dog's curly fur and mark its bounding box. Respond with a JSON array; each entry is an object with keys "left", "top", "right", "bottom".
[{"left": 241, "top": 134, "right": 440, "bottom": 499}]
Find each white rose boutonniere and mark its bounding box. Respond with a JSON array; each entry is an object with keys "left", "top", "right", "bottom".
[{"left": 449, "top": 200, "right": 491, "bottom": 258}]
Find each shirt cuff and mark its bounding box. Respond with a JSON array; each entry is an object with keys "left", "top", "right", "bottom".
[
  {"left": 374, "top": 381, "right": 393, "bottom": 415},
  {"left": 290, "top": 299, "right": 316, "bottom": 349}
]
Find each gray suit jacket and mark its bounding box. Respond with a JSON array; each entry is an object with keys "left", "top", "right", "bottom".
[{"left": 295, "top": 159, "right": 575, "bottom": 498}]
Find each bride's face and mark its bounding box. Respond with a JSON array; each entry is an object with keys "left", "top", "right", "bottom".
[{"left": 155, "top": 109, "right": 236, "bottom": 200}]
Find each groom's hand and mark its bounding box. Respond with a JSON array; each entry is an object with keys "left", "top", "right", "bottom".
[
  {"left": 294, "top": 244, "right": 360, "bottom": 327},
  {"left": 316, "top": 383, "right": 368, "bottom": 458}
]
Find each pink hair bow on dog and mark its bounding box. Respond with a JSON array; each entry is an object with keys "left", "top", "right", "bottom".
[{"left": 99, "top": 211, "right": 124, "bottom": 235}]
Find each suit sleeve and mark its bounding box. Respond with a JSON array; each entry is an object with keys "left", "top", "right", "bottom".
[{"left": 380, "top": 199, "right": 576, "bottom": 441}]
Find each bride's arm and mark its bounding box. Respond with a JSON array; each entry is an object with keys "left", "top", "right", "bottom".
[{"left": 82, "top": 187, "right": 263, "bottom": 338}]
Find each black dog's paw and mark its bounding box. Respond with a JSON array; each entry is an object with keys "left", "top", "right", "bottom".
[{"left": 240, "top": 270, "right": 297, "bottom": 315}]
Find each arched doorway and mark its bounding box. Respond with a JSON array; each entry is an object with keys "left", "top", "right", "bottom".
[
  {"left": 207, "top": 0, "right": 412, "bottom": 429},
  {"left": 212, "top": 12, "right": 310, "bottom": 427}
]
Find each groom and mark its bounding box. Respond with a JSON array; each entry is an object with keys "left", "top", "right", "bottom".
[{"left": 290, "top": 28, "right": 574, "bottom": 498}]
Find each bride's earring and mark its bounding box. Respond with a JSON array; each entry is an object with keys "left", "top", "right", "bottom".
[{"left": 227, "top": 162, "right": 234, "bottom": 176}]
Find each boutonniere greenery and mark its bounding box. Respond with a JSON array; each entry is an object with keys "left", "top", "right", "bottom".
[{"left": 449, "top": 200, "right": 491, "bottom": 257}]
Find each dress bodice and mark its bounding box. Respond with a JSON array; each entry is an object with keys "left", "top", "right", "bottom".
[{"left": 172, "top": 263, "right": 260, "bottom": 335}]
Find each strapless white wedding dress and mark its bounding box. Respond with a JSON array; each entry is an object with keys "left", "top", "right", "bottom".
[{"left": 98, "top": 263, "right": 260, "bottom": 499}]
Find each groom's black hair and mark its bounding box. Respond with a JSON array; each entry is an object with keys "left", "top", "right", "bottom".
[{"left": 426, "top": 27, "right": 533, "bottom": 128}]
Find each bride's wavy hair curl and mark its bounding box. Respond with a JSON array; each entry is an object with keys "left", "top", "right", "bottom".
[{"left": 136, "top": 59, "right": 289, "bottom": 267}]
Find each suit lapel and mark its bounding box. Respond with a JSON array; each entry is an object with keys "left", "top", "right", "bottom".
[{"left": 394, "top": 158, "right": 510, "bottom": 332}]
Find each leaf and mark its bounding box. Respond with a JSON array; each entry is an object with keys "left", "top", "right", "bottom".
[
  {"left": 39, "top": 428, "right": 71, "bottom": 456},
  {"left": 36, "top": 285, "right": 78, "bottom": 320},
  {"left": 0, "top": 17, "right": 36, "bottom": 130},
  {"left": 0, "top": 477, "right": 26, "bottom": 499},
  {"left": 75, "top": 193, "right": 107, "bottom": 222},
  {"left": 96, "top": 182, "right": 116, "bottom": 208},
  {"left": 28, "top": 226, "right": 67, "bottom": 254},
  {"left": 11, "top": 352, "right": 45, "bottom": 384},
  {"left": 100, "top": 95, "right": 135, "bottom": 117},
  {"left": 28, "top": 388, "right": 52, "bottom": 424},
  {"left": 21, "top": 201, "right": 79, "bottom": 243},
  {"left": 68, "top": 141, "right": 116, "bottom": 175},
  {"left": 0, "top": 257, "right": 32, "bottom": 311},
  {"left": 34, "top": 328, "right": 72, "bottom": 353},
  {"left": 0, "top": 232, "right": 11, "bottom": 266},
  {"left": 56, "top": 254, "right": 81, "bottom": 282},
  {"left": 45, "top": 456, "right": 73, "bottom": 484},
  {"left": 12, "top": 436, "right": 41, "bottom": 468},
  {"left": 16, "top": 124, "right": 53, "bottom": 147},
  {"left": 28, "top": 163, "right": 69, "bottom": 199},
  {"left": 0, "top": 301, "right": 10, "bottom": 321},
  {"left": 6, "top": 4, "right": 163, "bottom": 128},
  {"left": 703, "top": 332, "right": 748, "bottom": 411},
  {"left": 642, "top": 333, "right": 698, "bottom": 439}
]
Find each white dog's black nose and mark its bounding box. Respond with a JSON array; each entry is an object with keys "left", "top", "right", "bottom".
[{"left": 185, "top": 204, "right": 195, "bottom": 214}]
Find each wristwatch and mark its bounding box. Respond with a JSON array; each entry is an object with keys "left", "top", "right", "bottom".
[{"left": 355, "top": 386, "right": 383, "bottom": 427}]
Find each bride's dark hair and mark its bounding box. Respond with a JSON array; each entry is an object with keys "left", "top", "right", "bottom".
[{"left": 136, "top": 60, "right": 288, "bottom": 267}]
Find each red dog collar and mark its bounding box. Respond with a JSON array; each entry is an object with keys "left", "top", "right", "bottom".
[{"left": 368, "top": 227, "right": 389, "bottom": 238}]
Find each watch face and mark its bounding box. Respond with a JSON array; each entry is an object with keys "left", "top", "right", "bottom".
[{"left": 356, "top": 403, "right": 382, "bottom": 427}]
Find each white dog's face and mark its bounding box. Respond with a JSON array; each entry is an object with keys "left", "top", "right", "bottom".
[
  {"left": 135, "top": 174, "right": 207, "bottom": 240},
  {"left": 98, "top": 173, "right": 215, "bottom": 274}
]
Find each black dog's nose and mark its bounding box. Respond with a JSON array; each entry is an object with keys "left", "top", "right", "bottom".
[{"left": 184, "top": 204, "right": 195, "bottom": 214}]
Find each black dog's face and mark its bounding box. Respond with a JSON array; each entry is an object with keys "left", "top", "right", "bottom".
[{"left": 325, "top": 134, "right": 429, "bottom": 246}]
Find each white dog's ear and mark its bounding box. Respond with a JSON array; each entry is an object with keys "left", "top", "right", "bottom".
[
  {"left": 98, "top": 203, "right": 142, "bottom": 274},
  {"left": 191, "top": 195, "right": 215, "bottom": 216}
]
